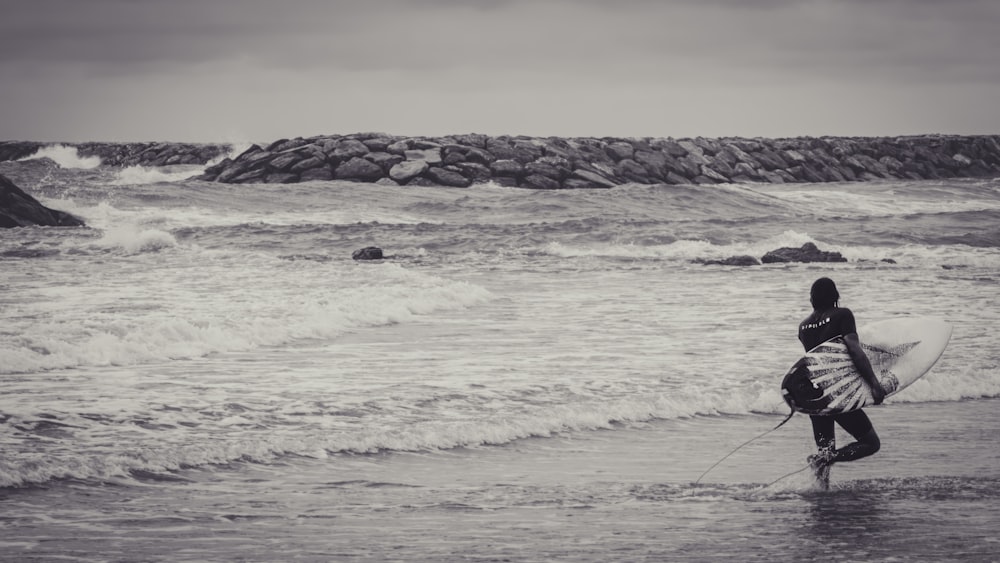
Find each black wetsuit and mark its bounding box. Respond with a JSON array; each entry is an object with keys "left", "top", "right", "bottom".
[{"left": 798, "top": 307, "right": 876, "bottom": 455}]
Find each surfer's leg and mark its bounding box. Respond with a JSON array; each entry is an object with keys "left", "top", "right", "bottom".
[
  {"left": 808, "top": 415, "right": 835, "bottom": 488},
  {"left": 809, "top": 415, "right": 836, "bottom": 452},
  {"left": 831, "top": 410, "right": 880, "bottom": 463}
]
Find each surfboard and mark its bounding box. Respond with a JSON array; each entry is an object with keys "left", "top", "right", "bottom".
[{"left": 781, "top": 317, "right": 952, "bottom": 415}]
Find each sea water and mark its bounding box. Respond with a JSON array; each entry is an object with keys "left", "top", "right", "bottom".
[{"left": 1, "top": 149, "right": 998, "bottom": 561}]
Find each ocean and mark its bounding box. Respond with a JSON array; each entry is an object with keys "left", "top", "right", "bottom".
[{"left": 1, "top": 146, "right": 999, "bottom": 562}]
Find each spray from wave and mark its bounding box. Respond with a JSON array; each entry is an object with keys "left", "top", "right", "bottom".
[
  {"left": 110, "top": 142, "right": 251, "bottom": 185},
  {"left": 18, "top": 145, "right": 102, "bottom": 169}
]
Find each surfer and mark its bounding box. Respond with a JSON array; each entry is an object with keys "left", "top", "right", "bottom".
[{"left": 799, "top": 277, "right": 885, "bottom": 487}]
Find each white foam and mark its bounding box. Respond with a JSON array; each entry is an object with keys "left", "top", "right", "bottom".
[
  {"left": 112, "top": 165, "right": 203, "bottom": 186},
  {"left": 0, "top": 263, "right": 493, "bottom": 375},
  {"left": 94, "top": 224, "right": 178, "bottom": 254},
  {"left": 539, "top": 230, "right": 817, "bottom": 262},
  {"left": 110, "top": 142, "right": 252, "bottom": 186},
  {"left": 18, "top": 144, "right": 102, "bottom": 169}
]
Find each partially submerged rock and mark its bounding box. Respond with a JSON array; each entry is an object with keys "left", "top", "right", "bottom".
[
  {"left": 0, "top": 174, "right": 85, "bottom": 228},
  {"left": 761, "top": 242, "right": 847, "bottom": 264},
  {"left": 696, "top": 243, "right": 851, "bottom": 266},
  {"left": 352, "top": 246, "right": 384, "bottom": 260},
  {"left": 696, "top": 255, "right": 762, "bottom": 267}
]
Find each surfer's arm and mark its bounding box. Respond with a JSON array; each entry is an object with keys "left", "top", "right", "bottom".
[{"left": 843, "top": 333, "right": 886, "bottom": 404}]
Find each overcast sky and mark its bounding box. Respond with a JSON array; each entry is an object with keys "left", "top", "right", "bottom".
[{"left": 2, "top": 0, "right": 999, "bottom": 142}]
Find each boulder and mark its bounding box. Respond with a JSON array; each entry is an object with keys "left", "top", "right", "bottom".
[
  {"left": 754, "top": 150, "right": 788, "bottom": 171},
  {"left": 335, "top": 157, "right": 384, "bottom": 181},
  {"left": 1, "top": 174, "right": 85, "bottom": 228},
  {"left": 425, "top": 166, "right": 473, "bottom": 187},
  {"left": 464, "top": 148, "right": 495, "bottom": 165},
  {"left": 570, "top": 169, "right": 617, "bottom": 189},
  {"left": 404, "top": 148, "right": 442, "bottom": 165},
  {"left": 615, "top": 159, "right": 652, "bottom": 183},
  {"left": 352, "top": 246, "right": 384, "bottom": 260},
  {"left": 289, "top": 156, "right": 325, "bottom": 174},
  {"left": 299, "top": 166, "right": 334, "bottom": 181},
  {"left": 453, "top": 133, "right": 489, "bottom": 148},
  {"left": 485, "top": 138, "right": 517, "bottom": 160},
  {"left": 605, "top": 142, "right": 635, "bottom": 161},
  {"left": 265, "top": 172, "right": 299, "bottom": 184},
  {"left": 652, "top": 139, "right": 689, "bottom": 157},
  {"left": 761, "top": 242, "right": 847, "bottom": 264},
  {"left": 268, "top": 152, "right": 303, "bottom": 171},
  {"left": 665, "top": 171, "right": 690, "bottom": 185},
  {"left": 633, "top": 150, "right": 670, "bottom": 179},
  {"left": 230, "top": 168, "right": 269, "bottom": 184},
  {"left": 521, "top": 174, "right": 561, "bottom": 190},
  {"left": 389, "top": 160, "right": 429, "bottom": 183},
  {"left": 362, "top": 137, "right": 393, "bottom": 152},
  {"left": 365, "top": 151, "right": 405, "bottom": 171},
  {"left": 332, "top": 139, "right": 370, "bottom": 160},
  {"left": 454, "top": 162, "right": 492, "bottom": 182},
  {"left": 525, "top": 160, "right": 564, "bottom": 180},
  {"left": 490, "top": 159, "right": 523, "bottom": 178},
  {"left": 700, "top": 165, "right": 730, "bottom": 183}
]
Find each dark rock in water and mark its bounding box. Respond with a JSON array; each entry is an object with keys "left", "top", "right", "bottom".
[
  {"left": 352, "top": 247, "right": 384, "bottom": 260},
  {"left": 0, "top": 174, "right": 85, "bottom": 228},
  {"left": 761, "top": 242, "right": 847, "bottom": 264},
  {"left": 696, "top": 255, "right": 761, "bottom": 267}
]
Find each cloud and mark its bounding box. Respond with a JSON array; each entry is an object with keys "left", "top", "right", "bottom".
[
  {"left": 2, "top": 0, "right": 999, "bottom": 140},
  {"left": 4, "top": 0, "right": 999, "bottom": 81}
]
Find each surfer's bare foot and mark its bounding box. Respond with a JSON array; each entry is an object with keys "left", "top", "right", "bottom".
[
  {"left": 808, "top": 451, "right": 834, "bottom": 489},
  {"left": 807, "top": 451, "right": 834, "bottom": 469}
]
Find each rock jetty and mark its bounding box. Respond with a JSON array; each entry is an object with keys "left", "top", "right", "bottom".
[
  {"left": 4, "top": 134, "right": 999, "bottom": 188},
  {"left": 195, "top": 133, "right": 1000, "bottom": 188},
  {"left": 0, "top": 141, "right": 228, "bottom": 167},
  {"left": 1, "top": 173, "right": 85, "bottom": 228}
]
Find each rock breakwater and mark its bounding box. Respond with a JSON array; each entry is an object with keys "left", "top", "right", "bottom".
[
  {"left": 0, "top": 141, "right": 228, "bottom": 167},
  {"left": 195, "top": 133, "right": 1000, "bottom": 188}
]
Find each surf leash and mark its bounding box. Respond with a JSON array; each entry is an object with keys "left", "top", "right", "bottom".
[
  {"left": 762, "top": 462, "right": 813, "bottom": 488},
  {"left": 694, "top": 406, "right": 795, "bottom": 485}
]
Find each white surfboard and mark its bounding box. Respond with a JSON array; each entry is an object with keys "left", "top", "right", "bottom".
[{"left": 781, "top": 317, "right": 952, "bottom": 415}]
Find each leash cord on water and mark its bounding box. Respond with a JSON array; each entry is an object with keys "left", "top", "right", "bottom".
[
  {"left": 694, "top": 406, "right": 796, "bottom": 485},
  {"left": 763, "top": 463, "right": 813, "bottom": 488}
]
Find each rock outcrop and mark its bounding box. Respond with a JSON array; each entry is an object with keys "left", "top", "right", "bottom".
[
  {"left": 194, "top": 133, "right": 1000, "bottom": 188},
  {"left": 0, "top": 174, "right": 85, "bottom": 228}
]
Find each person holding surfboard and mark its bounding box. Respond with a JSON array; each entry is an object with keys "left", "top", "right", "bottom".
[{"left": 798, "top": 277, "right": 886, "bottom": 487}]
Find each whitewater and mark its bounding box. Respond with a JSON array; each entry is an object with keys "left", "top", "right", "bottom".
[{"left": 1, "top": 147, "right": 998, "bottom": 561}]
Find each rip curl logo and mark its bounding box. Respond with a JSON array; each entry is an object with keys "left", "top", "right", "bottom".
[{"left": 801, "top": 317, "right": 831, "bottom": 331}]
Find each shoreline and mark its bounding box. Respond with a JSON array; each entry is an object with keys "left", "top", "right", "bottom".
[{"left": 3, "top": 399, "right": 997, "bottom": 562}]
